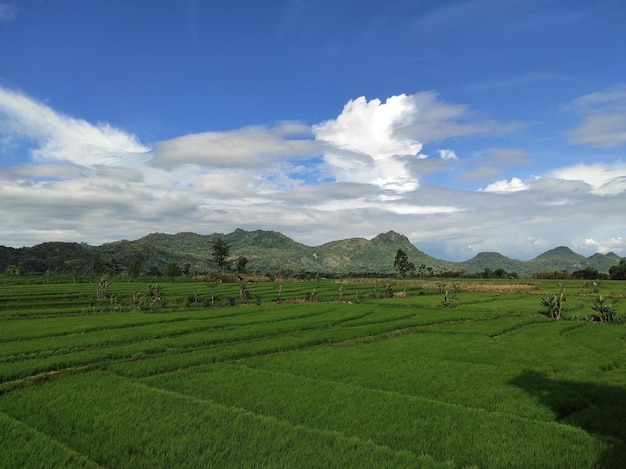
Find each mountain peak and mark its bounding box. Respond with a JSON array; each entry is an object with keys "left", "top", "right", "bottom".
[
  {"left": 374, "top": 230, "right": 407, "bottom": 242},
  {"left": 532, "top": 246, "right": 583, "bottom": 260}
]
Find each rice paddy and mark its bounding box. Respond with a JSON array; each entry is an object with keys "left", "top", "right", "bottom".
[{"left": 0, "top": 276, "right": 625, "bottom": 467}]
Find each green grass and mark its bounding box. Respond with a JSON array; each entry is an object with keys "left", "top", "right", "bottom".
[
  {"left": 0, "top": 371, "right": 444, "bottom": 468},
  {"left": 0, "top": 275, "right": 625, "bottom": 467},
  {"left": 0, "top": 411, "right": 99, "bottom": 468}
]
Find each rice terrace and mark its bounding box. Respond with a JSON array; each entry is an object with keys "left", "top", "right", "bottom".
[{"left": 1, "top": 274, "right": 625, "bottom": 468}]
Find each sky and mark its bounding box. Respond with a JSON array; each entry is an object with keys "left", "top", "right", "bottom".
[{"left": 0, "top": 0, "right": 625, "bottom": 261}]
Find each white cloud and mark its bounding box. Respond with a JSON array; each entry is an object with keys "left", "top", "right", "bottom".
[
  {"left": 578, "top": 237, "right": 626, "bottom": 255},
  {"left": 312, "top": 197, "right": 461, "bottom": 216},
  {"left": 0, "top": 87, "right": 150, "bottom": 167},
  {"left": 397, "top": 91, "right": 520, "bottom": 142},
  {"left": 482, "top": 177, "right": 528, "bottom": 193},
  {"left": 311, "top": 92, "right": 511, "bottom": 192},
  {"left": 438, "top": 149, "right": 457, "bottom": 160},
  {"left": 550, "top": 162, "right": 626, "bottom": 195},
  {"left": 314, "top": 95, "right": 424, "bottom": 159},
  {"left": 567, "top": 85, "right": 626, "bottom": 148},
  {"left": 313, "top": 94, "right": 424, "bottom": 192},
  {"left": 152, "top": 123, "right": 317, "bottom": 170}
]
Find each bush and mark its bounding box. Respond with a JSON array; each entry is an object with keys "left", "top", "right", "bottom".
[
  {"left": 591, "top": 296, "right": 618, "bottom": 323},
  {"left": 541, "top": 284, "right": 565, "bottom": 320}
]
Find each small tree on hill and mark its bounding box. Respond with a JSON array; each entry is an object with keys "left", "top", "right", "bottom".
[
  {"left": 394, "top": 249, "right": 415, "bottom": 278},
  {"left": 211, "top": 238, "right": 230, "bottom": 271}
]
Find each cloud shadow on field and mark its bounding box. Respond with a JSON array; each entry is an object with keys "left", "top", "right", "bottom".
[{"left": 509, "top": 370, "right": 626, "bottom": 467}]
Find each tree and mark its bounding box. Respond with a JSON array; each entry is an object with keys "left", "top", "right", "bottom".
[
  {"left": 393, "top": 249, "right": 415, "bottom": 278},
  {"left": 211, "top": 238, "right": 230, "bottom": 271},
  {"left": 609, "top": 259, "right": 626, "bottom": 280},
  {"left": 166, "top": 262, "right": 182, "bottom": 283},
  {"left": 235, "top": 256, "right": 248, "bottom": 274},
  {"left": 572, "top": 266, "right": 598, "bottom": 280},
  {"left": 494, "top": 268, "right": 507, "bottom": 279}
]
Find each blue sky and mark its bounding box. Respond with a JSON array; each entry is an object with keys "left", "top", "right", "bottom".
[{"left": 0, "top": 0, "right": 625, "bottom": 260}]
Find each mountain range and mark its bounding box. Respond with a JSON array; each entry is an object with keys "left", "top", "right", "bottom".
[{"left": 0, "top": 229, "right": 623, "bottom": 276}]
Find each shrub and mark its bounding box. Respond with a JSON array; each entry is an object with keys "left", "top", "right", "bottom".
[
  {"left": 591, "top": 296, "right": 618, "bottom": 323},
  {"left": 541, "top": 284, "right": 565, "bottom": 320},
  {"left": 442, "top": 290, "right": 457, "bottom": 309}
]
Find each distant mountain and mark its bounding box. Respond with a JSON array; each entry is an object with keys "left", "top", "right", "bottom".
[
  {"left": 525, "top": 246, "right": 589, "bottom": 273},
  {"left": 315, "top": 231, "right": 455, "bottom": 273},
  {"left": 457, "top": 252, "right": 527, "bottom": 275},
  {"left": 586, "top": 252, "right": 624, "bottom": 273},
  {"left": 0, "top": 229, "right": 622, "bottom": 276}
]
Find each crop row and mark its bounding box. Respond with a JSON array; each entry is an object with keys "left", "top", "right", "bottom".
[
  {"left": 0, "top": 371, "right": 447, "bottom": 468},
  {"left": 140, "top": 362, "right": 610, "bottom": 468}
]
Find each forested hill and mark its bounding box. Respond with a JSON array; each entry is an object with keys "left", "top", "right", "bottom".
[{"left": 0, "top": 229, "right": 623, "bottom": 276}]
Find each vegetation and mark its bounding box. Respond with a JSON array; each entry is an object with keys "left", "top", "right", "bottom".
[
  {"left": 2, "top": 229, "right": 623, "bottom": 276},
  {"left": 591, "top": 296, "right": 618, "bottom": 323},
  {"left": 211, "top": 238, "right": 230, "bottom": 272},
  {"left": 541, "top": 283, "right": 566, "bottom": 320},
  {"left": 165, "top": 262, "right": 181, "bottom": 282},
  {"left": 0, "top": 274, "right": 624, "bottom": 467},
  {"left": 393, "top": 248, "right": 415, "bottom": 277},
  {"left": 610, "top": 259, "right": 626, "bottom": 280}
]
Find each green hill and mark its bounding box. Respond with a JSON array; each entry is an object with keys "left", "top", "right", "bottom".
[
  {"left": 316, "top": 231, "right": 455, "bottom": 273},
  {"left": 527, "top": 246, "right": 587, "bottom": 271},
  {"left": 0, "top": 229, "right": 623, "bottom": 276},
  {"left": 457, "top": 252, "right": 528, "bottom": 275}
]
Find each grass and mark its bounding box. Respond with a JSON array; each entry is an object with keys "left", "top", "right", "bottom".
[{"left": 0, "top": 275, "right": 625, "bottom": 467}]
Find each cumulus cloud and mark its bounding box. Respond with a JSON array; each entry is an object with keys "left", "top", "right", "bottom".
[
  {"left": 313, "top": 94, "right": 424, "bottom": 192},
  {"left": 566, "top": 85, "right": 626, "bottom": 148},
  {"left": 311, "top": 92, "right": 513, "bottom": 192},
  {"left": 482, "top": 177, "right": 528, "bottom": 193},
  {"left": 0, "top": 87, "right": 151, "bottom": 167}
]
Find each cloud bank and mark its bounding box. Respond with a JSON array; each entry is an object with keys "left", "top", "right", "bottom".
[{"left": 1, "top": 86, "right": 625, "bottom": 260}]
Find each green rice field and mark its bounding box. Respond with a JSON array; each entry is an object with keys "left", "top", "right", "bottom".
[{"left": 0, "top": 275, "right": 625, "bottom": 467}]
